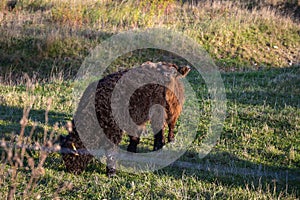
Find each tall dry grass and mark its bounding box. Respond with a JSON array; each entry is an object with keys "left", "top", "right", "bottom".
[
  {"left": 0, "top": 0, "right": 299, "bottom": 79},
  {"left": 0, "top": 77, "right": 67, "bottom": 199}
]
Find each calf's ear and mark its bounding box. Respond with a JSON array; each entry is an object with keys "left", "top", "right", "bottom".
[{"left": 178, "top": 66, "right": 191, "bottom": 77}]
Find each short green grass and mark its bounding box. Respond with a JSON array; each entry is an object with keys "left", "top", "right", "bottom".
[
  {"left": 0, "top": 65, "right": 299, "bottom": 199},
  {"left": 0, "top": 0, "right": 299, "bottom": 199}
]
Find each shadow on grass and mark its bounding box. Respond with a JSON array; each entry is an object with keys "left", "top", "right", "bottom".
[
  {"left": 0, "top": 66, "right": 299, "bottom": 197},
  {"left": 43, "top": 139, "right": 300, "bottom": 194},
  {"left": 0, "top": 25, "right": 113, "bottom": 82},
  {"left": 156, "top": 150, "right": 300, "bottom": 196},
  {"left": 0, "top": 104, "right": 70, "bottom": 139},
  {"left": 50, "top": 148, "right": 299, "bottom": 197}
]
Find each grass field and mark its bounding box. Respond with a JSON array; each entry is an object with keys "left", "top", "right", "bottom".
[
  {"left": 0, "top": 0, "right": 299, "bottom": 79},
  {"left": 0, "top": 0, "right": 299, "bottom": 199}
]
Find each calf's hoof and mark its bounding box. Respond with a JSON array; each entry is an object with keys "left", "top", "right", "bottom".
[
  {"left": 153, "top": 142, "right": 164, "bottom": 151},
  {"left": 106, "top": 167, "right": 116, "bottom": 177},
  {"left": 168, "top": 137, "right": 175, "bottom": 144},
  {"left": 127, "top": 144, "right": 137, "bottom": 153}
]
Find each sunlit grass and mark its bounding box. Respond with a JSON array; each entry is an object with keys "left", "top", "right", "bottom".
[
  {"left": 0, "top": 0, "right": 299, "bottom": 198},
  {"left": 0, "top": 65, "right": 299, "bottom": 199},
  {"left": 0, "top": 0, "right": 299, "bottom": 79}
]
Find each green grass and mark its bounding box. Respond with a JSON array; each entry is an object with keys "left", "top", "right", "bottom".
[
  {"left": 0, "top": 0, "right": 299, "bottom": 199},
  {"left": 0, "top": 0, "right": 299, "bottom": 79},
  {"left": 0, "top": 65, "right": 299, "bottom": 199}
]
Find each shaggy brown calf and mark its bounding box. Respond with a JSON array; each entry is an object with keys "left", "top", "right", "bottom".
[{"left": 60, "top": 62, "right": 190, "bottom": 176}]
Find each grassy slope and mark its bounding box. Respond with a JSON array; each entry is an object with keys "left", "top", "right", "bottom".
[
  {"left": 0, "top": 0, "right": 299, "bottom": 199},
  {"left": 0, "top": 0, "right": 299, "bottom": 80}
]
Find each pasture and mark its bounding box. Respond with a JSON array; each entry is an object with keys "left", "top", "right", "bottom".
[{"left": 0, "top": 0, "right": 299, "bottom": 199}]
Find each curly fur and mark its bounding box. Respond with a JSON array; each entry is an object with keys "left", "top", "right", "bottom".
[
  {"left": 60, "top": 62, "right": 190, "bottom": 176},
  {"left": 60, "top": 121, "right": 93, "bottom": 175}
]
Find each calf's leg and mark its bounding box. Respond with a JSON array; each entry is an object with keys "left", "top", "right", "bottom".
[
  {"left": 127, "top": 136, "right": 140, "bottom": 153},
  {"left": 105, "top": 130, "right": 123, "bottom": 177},
  {"left": 167, "top": 113, "right": 179, "bottom": 143},
  {"left": 150, "top": 105, "right": 166, "bottom": 151},
  {"left": 105, "top": 147, "right": 118, "bottom": 177},
  {"left": 168, "top": 123, "right": 175, "bottom": 143},
  {"left": 153, "top": 129, "right": 165, "bottom": 151}
]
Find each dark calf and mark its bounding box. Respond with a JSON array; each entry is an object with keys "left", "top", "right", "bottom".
[{"left": 61, "top": 62, "right": 190, "bottom": 176}]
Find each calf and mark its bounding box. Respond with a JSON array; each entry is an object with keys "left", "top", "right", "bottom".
[{"left": 60, "top": 62, "right": 190, "bottom": 176}]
